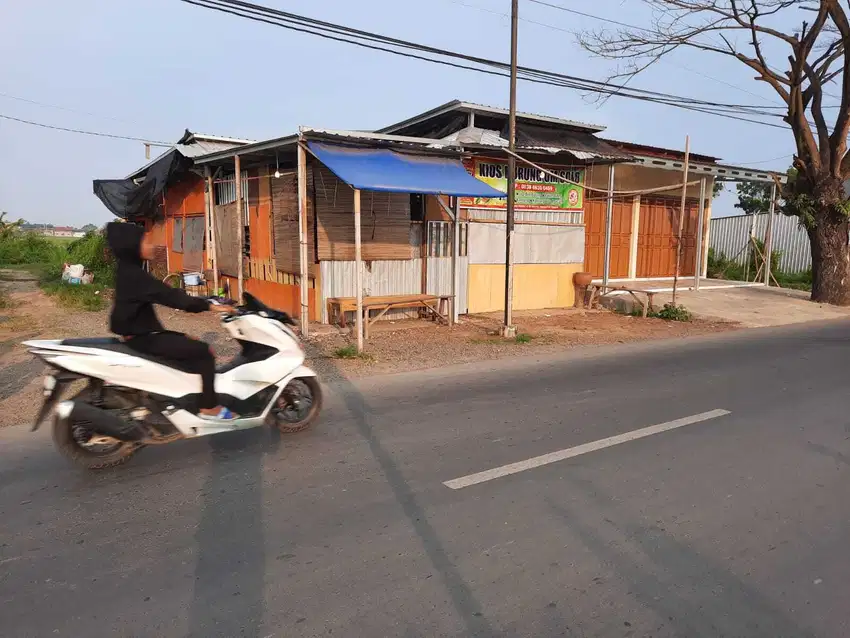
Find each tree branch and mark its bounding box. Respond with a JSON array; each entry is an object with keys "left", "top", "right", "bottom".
[
  {"left": 825, "top": 1, "right": 850, "bottom": 177},
  {"left": 578, "top": 0, "right": 850, "bottom": 183}
]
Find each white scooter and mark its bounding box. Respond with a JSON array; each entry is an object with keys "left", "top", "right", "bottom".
[{"left": 23, "top": 292, "right": 321, "bottom": 470}]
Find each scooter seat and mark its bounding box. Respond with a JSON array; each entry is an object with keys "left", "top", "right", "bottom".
[
  {"left": 61, "top": 337, "right": 121, "bottom": 346},
  {"left": 59, "top": 337, "right": 197, "bottom": 373}
]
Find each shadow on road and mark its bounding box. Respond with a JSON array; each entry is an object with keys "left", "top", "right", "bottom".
[
  {"left": 185, "top": 427, "right": 280, "bottom": 638},
  {"left": 546, "top": 476, "right": 816, "bottom": 638},
  {"left": 331, "top": 370, "right": 497, "bottom": 638}
]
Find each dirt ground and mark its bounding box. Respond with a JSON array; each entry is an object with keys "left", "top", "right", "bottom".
[{"left": 0, "top": 270, "right": 736, "bottom": 428}]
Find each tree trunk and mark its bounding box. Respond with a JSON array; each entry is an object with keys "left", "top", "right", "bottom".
[{"left": 808, "top": 183, "right": 850, "bottom": 305}]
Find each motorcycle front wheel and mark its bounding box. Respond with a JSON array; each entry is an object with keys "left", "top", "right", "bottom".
[{"left": 268, "top": 377, "right": 322, "bottom": 433}]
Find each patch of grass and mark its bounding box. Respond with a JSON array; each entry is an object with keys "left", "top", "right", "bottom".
[
  {"left": 0, "top": 233, "right": 65, "bottom": 267},
  {"left": 0, "top": 231, "right": 116, "bottom": 312},
  {"left": 41, "top": 281, "right": 108, "bottom": 311},
  {"left": 655, "top": 303, "right": 692, "bottom": 322},
  {"left": 707, "top": 246, "right": 812, "bottom": 292},
  {"left": 44, "top": 236, "right": 76, "bottom": 246},
  {"left": 628, "top": 302, "right": 691, "bottom": 322},
  {"left": 31, "top": 232, "right": 115, "bottom": 311},
  {"left": 515, "top": 333, "right": 533, "bottom": 344},
  {"left": 332, "top": 344, "right": 373, "bottom": 361},
  {"left": 774, "top": 268, "right": 813, "bottom": 291}
]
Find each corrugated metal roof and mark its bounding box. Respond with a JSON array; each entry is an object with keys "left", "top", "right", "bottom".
[
  {"left": 377, "top": 100, "right": 605, "bottom": 135},
  {"left": 459, "top": 101, "right": 605, "bottom": 132},
  {"left": 438, "top": 125, "right": 631, "bottom": 162},
  {"left": 439, "top": 126, "right": 508, "bottom": 147},
  {"left": 175, "top": 139, "right": 245, "bottom": 158},
  {"left": 185, "top": 133, "right": 256, "bottom": 145},
  {"left": 126, "top": 134, "right": 249, "bottom": 179}
]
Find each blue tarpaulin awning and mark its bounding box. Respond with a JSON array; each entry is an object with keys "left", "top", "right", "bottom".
[{"left": 307, "top": 142, "right": 506, "bottom": 198}]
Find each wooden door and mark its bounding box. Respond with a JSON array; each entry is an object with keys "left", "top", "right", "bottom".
[
  {"left": 636, "top": 197, "right": 700, "bottom": 278},
  {"left": 584, "top": 197, "right": 632, "bottom": 278}
]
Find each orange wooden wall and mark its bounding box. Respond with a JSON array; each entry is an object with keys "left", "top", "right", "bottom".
[
  {"left": 636, "top": 198, "right": 699, "bottom": 278},
  {"left": 584, "top": 197, "right": 632, "bottom": 278},
  {"left": 163, "top": 174, "right": 207, "bottom": 273},
  {"left": 220, "top": 275, "right": 317, "bottom": 320}
]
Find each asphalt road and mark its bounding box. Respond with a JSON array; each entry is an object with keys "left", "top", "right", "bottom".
[{"left": 2, "top": 321, "right": 850, "bottom": 638}]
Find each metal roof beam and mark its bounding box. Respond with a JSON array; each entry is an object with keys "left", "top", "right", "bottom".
[{"left": 630, "top": 154, "right": 787, "bottom": 184}]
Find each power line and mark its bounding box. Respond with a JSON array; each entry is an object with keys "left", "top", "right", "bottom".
[
  {"left": 526, "top": 0, "right": 643, "bottom": 30},
  {"left": 456, "top": 0, "right": 782, "bottom": 107},
  {"left": 180, "top": 0, "right": 788, "bottom": 129},
  {"left": 727, "top": 153, "right": 793, "bottom": 166},
  {"left": 444, "top": 0, "right": 573, "bottom": 34},
  {"left": 0, "top": 114, "right": 169, "bottom": 144},
  {"left": 0, "top": 91, "right": 136, "bottom": 124}
]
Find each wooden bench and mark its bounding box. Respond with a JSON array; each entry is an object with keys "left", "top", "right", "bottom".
[
  {"left": 587, "top": 284, "right": 658, "bottom": 317},
  {"left": 327, "top": 294, "right": 452, "bottom": 338}
]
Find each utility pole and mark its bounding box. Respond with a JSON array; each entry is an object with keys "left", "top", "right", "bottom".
[
  {"left": 671, "top": 135, "right": 690, "bottom": 306},
  {"left": 501, "top": 0, "right": 519, "bottom": 338}
]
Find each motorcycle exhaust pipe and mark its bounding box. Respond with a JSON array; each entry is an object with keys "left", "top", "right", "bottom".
[{"left": 57, "top": 401, "right": 146, "bottom": 442}]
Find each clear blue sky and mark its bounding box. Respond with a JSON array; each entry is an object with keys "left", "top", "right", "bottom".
[{"left": 0, "top": 0, "right": 797, "bottom": 226}]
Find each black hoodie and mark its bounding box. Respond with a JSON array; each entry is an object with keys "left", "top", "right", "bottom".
[{"left": 106, "top": 222, "right": 210, "bottom": 336}]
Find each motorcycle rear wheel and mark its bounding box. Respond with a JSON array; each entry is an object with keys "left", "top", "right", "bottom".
[
  {"left": 52, "top": 392, "right": 140, "bottom": 470},
  {"left": 268, "top": 377, "right": 322, "bottom": 433}
]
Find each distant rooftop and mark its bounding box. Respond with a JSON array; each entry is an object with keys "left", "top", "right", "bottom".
[{"left": 377, "top": 100, "right": 605, "bottom": 135}]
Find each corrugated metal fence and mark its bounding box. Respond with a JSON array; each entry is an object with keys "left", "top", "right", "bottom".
[
  {"left": 426, "top": 221, "right": 469, "bottom": 314},
  {"left": 319, "top": 222, "right": 470, "bottom": 322},
  {"left": 709, "top": 213, "right": 811, "bottom": 274},
  {"left": 320, "top": 258, "right": 423, "bottom": 323}
]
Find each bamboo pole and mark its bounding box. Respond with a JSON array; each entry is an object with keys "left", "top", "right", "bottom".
[
  {"left": 764, "top": 182, "right": 777, "bottom": 286},
  {"left": 204, "top": 166, "right": 219, "bottom": 296},
  {"left": 297, "top": 140, "right": 309, "bottom": 336},
  {"left": 234, "top": 154, "right": 244, "bottom": 302},
  {"left": 354, "top": 189, "right": 364, "bottom": 352}
]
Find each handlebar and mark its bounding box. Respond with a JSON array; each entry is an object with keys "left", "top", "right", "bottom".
[{"left": 205, "top": 293, "right": 297, "bottom": 326}]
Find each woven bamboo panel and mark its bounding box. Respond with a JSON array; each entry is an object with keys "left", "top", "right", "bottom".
[
  {"left": 150, "top": 245, "right": 168, "bottom": 279},
  {"left": 214, "top": 202, "right": 240, "bottom": 277},
  {"left": 182, "top": 216, "right": 205, "bottom": 272},
  {"left": 271, "top": 169, "right": 316, "bottom": 275},
  {"left": 312, "top": 165, "right": 415, "bottom": 261}
]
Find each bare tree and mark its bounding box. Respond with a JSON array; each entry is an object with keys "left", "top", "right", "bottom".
[{"left": 580, "top": 1, "right": 850, "bottom": 304}]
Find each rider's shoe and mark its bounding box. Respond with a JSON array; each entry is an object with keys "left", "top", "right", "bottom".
[{"left": 199, "top": 407, "right": 238, "bottom": 421}]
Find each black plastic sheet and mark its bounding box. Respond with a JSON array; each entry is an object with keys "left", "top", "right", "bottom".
[{"left": 93, "top": 150, "right": 193, "bottom": 221}]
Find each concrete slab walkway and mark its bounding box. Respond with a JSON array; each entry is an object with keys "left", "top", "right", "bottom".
[{"left": 654, "top": 285, "right": 850, "bottom": 327}]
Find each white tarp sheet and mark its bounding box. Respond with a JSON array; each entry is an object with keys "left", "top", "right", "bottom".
[{"left": 467, "top": 222, "right": 584, "bottom": 265}]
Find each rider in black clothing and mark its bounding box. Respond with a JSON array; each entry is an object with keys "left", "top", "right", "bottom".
[{"left": 105, "top": 221, "right": 236, "bottom": 420}]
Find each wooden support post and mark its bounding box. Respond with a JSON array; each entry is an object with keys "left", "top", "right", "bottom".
[
  {"left": 354, "top": 189, "right": 364, "bottom": 352},
  {"left": 629, "top": 195, "right": 640, "bottom": 280},
  {"left": 702, "top": 192, "right": 713, "bottom": 278},
  {"left": 234, "top": 154, "right": 244, "bottom": 302},
  {"left": 451, "top": 196, "right": 460, "bottom": 324},
  {"left": 694, "top": 176, "right": 707, "bottom": 291},
  {"left": 672, "top": 135, "right": 690, "bottom": 305},
  {"left": 204, "top": 166, "right": 219, "bottom": 296},
  {"left": 297, "top": 141, "right": 309, "bottom": 336},
  {"left": 602, "top": 164, "right": 615, "bottom": 287}
]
